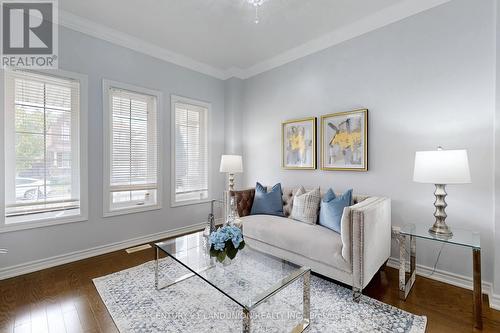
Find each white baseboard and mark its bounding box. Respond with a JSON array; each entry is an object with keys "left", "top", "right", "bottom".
[
  {"left": 490, "top": 292, "right": 500, "bottom": 311},
  {"left": 0, "top": 222, "right": 207, "bottom": 280},
  {"left": 387, "top": 257, "right": 499, "bottom": 311}
]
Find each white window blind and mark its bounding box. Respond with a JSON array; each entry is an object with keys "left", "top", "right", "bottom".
[
  {"left": 173, "top": 100, "right": 209, "bottom": 204},
  {"left": 107, "top": 87, "right": 159, "bottom": 212},
  {"left": 4, "top": 71, "right": 81, "bottom": 220}
]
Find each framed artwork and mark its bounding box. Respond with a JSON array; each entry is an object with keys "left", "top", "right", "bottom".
[
  {"left": 320, "top": 109, "right": 368, "bottom": 171},
  {"left": 281, "top": 117, "right": 316, "bottom": 170}
]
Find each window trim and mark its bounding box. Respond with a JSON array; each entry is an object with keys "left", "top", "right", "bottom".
[
  {"left": 0, "top": 68, "right": 89, "bottom": 233},
  {"left": 102, "top": 79, "right": 163, "bottom": 217},
  {"left": 170, "top": 94, "right": 211, "bottom": 208}
]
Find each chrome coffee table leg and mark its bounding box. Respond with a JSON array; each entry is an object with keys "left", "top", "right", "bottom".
[
  {"left": 155, "top": 246, "right": 160, "bottom": 289},
  {"left": 246, "top": 268, "right": 311, "bottom": 333},
  {"left": 290, "top": 270, "right": 311, "bottom": 332},
  {"left": 243, "top": 308, "right": 251, "bottom": 333},
  {"left": 155, "top": 246, "right": 214, "bottom": 290},
  {"left": 303, "top": 270, "right": 311, "bottom": 328}
]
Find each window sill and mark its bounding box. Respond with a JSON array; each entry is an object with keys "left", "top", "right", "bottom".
[
  {"left": 170, "top": 199, "right": 212, "bottom": 208},
  {"left": 103, "top": 204, "right": 161, "bottom": 217},
  {"left": 1, "top": 210, "right": 87, "bottom": 233}
]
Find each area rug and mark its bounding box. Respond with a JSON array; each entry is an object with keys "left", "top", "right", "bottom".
[{"left": 93, "top": 259, "right": 427, "bottom": 332}]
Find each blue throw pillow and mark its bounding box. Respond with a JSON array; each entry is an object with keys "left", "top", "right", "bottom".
[
  {"left": 250, "top": 182, "right": 284, "bottom": 217},
  {"left": 319, "top": 188, "right": 353, "bottom": 233}
]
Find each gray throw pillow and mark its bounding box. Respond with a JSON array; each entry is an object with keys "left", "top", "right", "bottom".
[{"left": 290, "top": 186, "right": 321, "bottom": 224}]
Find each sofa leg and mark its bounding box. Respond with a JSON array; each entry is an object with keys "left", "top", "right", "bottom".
[{"left": 352, "top": 287, "right": 362, "bottom": 302}]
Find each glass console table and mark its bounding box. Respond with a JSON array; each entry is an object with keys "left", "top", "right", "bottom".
[{"left": 394, "top": 224, "right": 482, "bottom": 329}]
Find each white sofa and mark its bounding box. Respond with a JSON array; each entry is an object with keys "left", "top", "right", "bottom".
[{"left": 232, "top": 187, "right": 391, "bottom": 299}]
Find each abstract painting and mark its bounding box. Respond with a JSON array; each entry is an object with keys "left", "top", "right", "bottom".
[
  {"left": 321, "top": 109, "right": 368, "bottom": 171},
  {"left": 281, "top": 117, "right": 316, "bottom": 169}
]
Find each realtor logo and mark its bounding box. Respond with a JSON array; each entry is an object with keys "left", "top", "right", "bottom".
[{"left": 1, "top": 0, "right": 58, "bottom": 68}]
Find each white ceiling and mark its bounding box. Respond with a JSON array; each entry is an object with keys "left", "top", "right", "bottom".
[{"left": 59, "top": 0, "right": 450, "bottom": 79}]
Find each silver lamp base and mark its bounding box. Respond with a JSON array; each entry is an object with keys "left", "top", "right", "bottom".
[
  {"left": 428, "top": 184, "right": 453, "bottom": 237},
  {"left": 429, "top": 222, "right": 453, "bottom": 237}
]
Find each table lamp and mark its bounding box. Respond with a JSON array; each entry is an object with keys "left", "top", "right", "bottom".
[
  {"left": 219, "top": 155, "right": 243, "bottom": 191},
  {"left": 413, "top": 147, "right": 471, "bottom": 236},
  {"left": 219, "top": 155, "right": 243, "bottom": 225}
]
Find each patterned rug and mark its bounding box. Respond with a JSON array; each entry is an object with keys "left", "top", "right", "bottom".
[{"left": 93, "top": 259, "right": 427, "bottom": 332}]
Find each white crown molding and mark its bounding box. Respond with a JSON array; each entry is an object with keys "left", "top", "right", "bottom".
[
  {"left": 0, "top": 221, "right": 209, "bottom": 280},
  {"left": 239, "top": 0, "right": 451, "bottom": 79},
  {"left": 225, "top": 67, "right": 246, "bottom": 80},
  {"left": 387, "top": 257, "right": 499, "bottom": 311},
  {"left": 59, "top": 1, "right": 450, "bottom": 80},
  {"left": 58, "top": 10, "right": 228, "bottom": 80}
]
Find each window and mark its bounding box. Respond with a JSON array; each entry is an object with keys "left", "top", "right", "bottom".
[
  {"left": 103, "top": 80, "right": 162, "bottom": 216},
  {"left": 171, "top": 95, "right": 209, "bottom": 206},
  {"left": 3, "top": 70, "right": 88, "bottom": 231}
]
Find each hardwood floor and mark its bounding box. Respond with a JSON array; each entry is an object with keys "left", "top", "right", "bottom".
[{"left": 1, "top": 241, "right": 499, "bottom": 333}]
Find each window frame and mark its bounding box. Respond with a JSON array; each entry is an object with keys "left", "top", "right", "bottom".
[
  {"left": 0, "top": 69, "right": 89, "bottom": 233},
  {"left": 102, "top": 79, "right": 163, "bottom": 217},
  {"left": 170, "top": 94, "right": 211, "bottom": 207}
]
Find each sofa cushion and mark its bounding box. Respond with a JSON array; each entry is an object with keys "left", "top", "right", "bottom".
[
  {"left": 290, "top": 186, "right": 320, "bottom": 224},
  {"left": 234, "top": 186, "right": 370, "bottom": 218},
  {"left": 250, "top": 183, "right": 284, "bottom": 216},
  {"left": 319, "top": 188, "right": 353, "bottom": 233},
  {"left": 241, "top": 214, "right": 351, "bottom": 272},
  {"left": 281, "top": 187, "right": 296, "bottom": 217},
  {"left": 281, "top": 187, "right": 368, "bottom": 217}
]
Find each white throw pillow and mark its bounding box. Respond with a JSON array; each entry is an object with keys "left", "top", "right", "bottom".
[{"left": 290, "top": 186, "right": 321, "bottom": 224}]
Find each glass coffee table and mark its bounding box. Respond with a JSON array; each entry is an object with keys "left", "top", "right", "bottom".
[{"left": 154, "top": 231, "right": 311, "bottom": 333}]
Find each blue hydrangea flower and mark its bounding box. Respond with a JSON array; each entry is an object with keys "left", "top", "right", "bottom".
[
  {"left": 209, "top": 225, "right": 243, "bottom": 251},
  {"left": 231, "top": 231, "right": 243, "bottom": 248},
  {"left": 209, "top": 229, "right": 228, "bottom": 251}
]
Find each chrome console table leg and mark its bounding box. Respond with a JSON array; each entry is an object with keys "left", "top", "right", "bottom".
[
  {"left": 398, "top": 232, "right": 416, "bottom": 300},
  {"left": 473, "top": 248, "right": 483, "bottom": 330}
]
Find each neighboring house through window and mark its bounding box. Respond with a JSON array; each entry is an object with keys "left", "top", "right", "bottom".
[
  {"left": 103, "top": 80, "right": 162, "bottom": 216},
  {"left": 2, "top": 70, "right": 88, "bottom": 231}
]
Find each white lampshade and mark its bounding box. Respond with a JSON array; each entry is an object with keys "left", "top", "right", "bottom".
[
  {"left": 413, "top": 149, "right": 471, "bottom": 184},
  {"left": 219, "top": 155, "right": 243, "bottom": 173}
]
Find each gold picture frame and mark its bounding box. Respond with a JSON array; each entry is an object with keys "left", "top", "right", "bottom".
[
  {"left": 281, "top": 117, "right": 317, "bottom": 170},
  {"left": 320, "top": 109, "right": 368, "bottom": 171}
]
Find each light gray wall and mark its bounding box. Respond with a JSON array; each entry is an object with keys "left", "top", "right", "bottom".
[
  {"left": 0, "top": 26, "right": 226, "bottom": 268},
  {"left": 224, "top": 77, "right": 244, "bottom": 155},
  {"left": 223, "top": 78, "right": 245, "bottom": 188},
  {"left": 495, "top": 0, "right": 500, "bottom": 297},
  {"left": 241, "top": 0, "right": 496, "bottom": 284}
]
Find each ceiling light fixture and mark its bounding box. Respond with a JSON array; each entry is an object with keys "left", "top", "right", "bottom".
[{"left": 247, "top": 0, "right": 266, "bottom": 24}]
